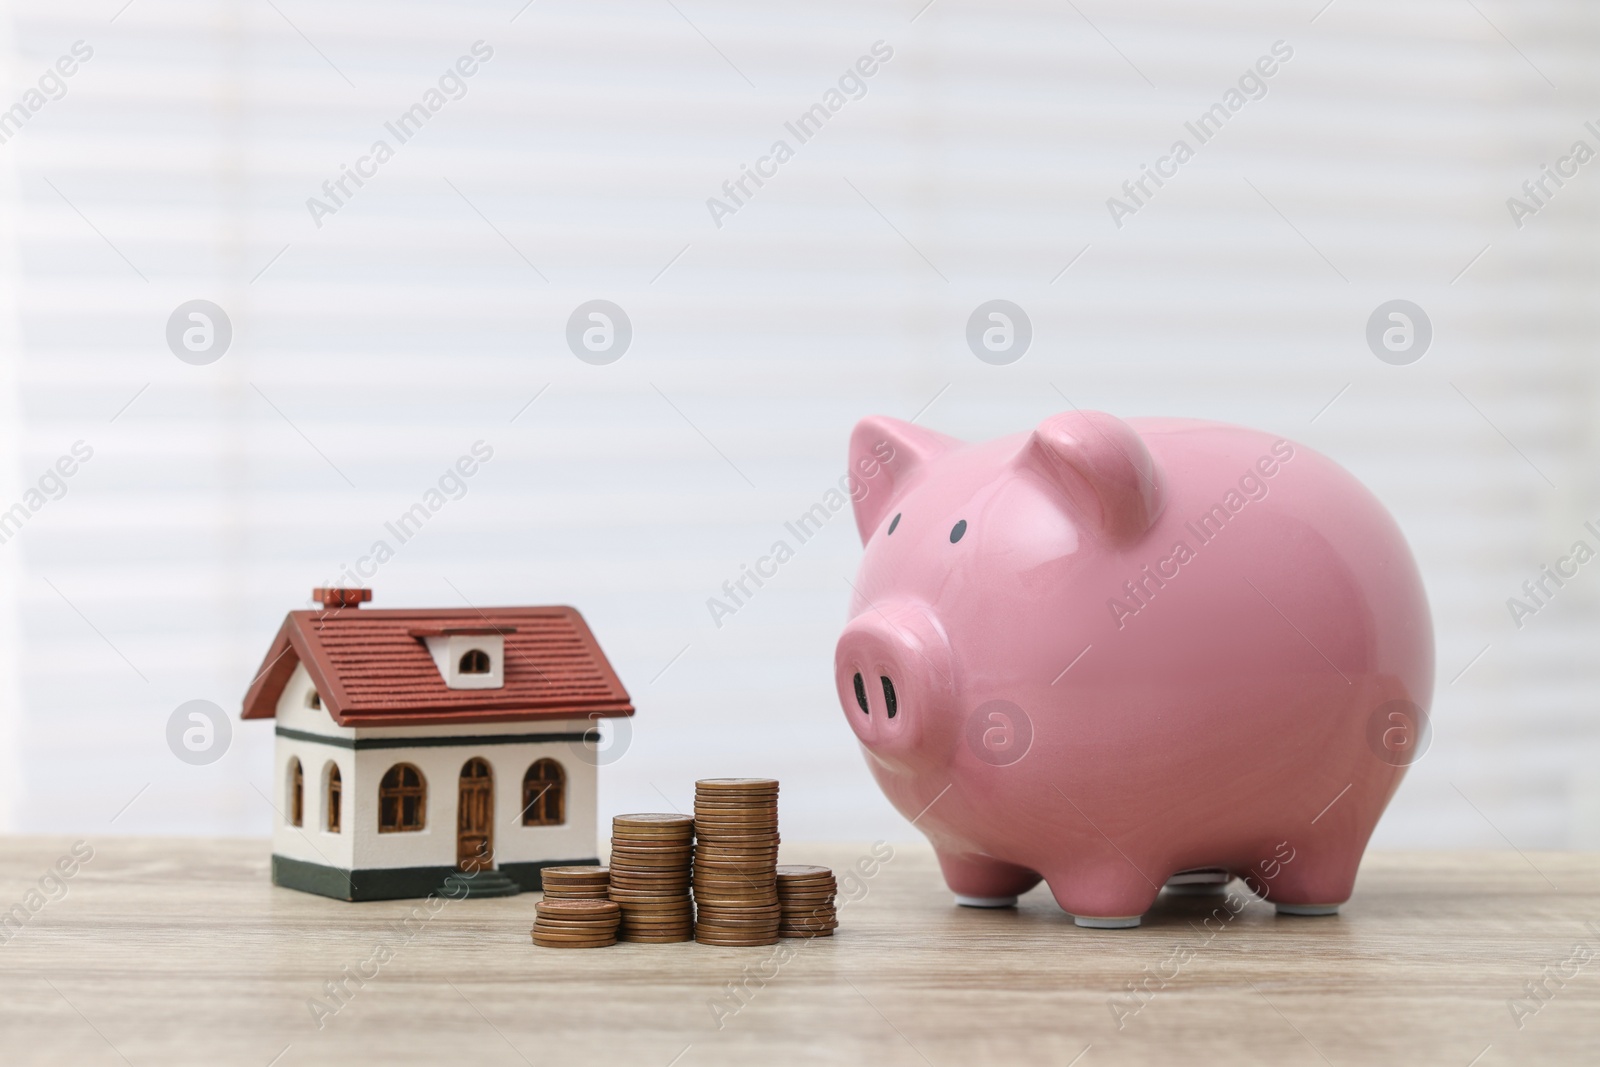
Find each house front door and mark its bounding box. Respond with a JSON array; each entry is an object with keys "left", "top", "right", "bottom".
[{"left": 457, "top": 758, "right": 493, "bottom": 872}]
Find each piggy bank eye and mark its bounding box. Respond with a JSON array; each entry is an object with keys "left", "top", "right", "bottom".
[
  {"left": 949, "top": 519, "right": 967, "bottom": 543},
  {"left": 887, "top": 513, "right": 901, "bottom": 535}
]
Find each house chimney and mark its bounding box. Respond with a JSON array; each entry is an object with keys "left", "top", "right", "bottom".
[{"left": 313, "top": 587, "right": 371, "bottom": 609}]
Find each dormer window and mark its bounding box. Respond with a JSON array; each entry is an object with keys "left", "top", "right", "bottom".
[{"left": 413, "top": 627, "right": 510, "bottom": 690}]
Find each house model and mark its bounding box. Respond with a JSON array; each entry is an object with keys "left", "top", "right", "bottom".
[{"left": 241, "top": 588, "right": 633, "bottom": 901}]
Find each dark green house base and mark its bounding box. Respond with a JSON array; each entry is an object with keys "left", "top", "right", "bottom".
[{"left": 271, "top": 855, "right": 601, "bottom": 902}]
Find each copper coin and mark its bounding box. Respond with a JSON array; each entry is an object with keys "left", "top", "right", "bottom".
[
  {"left": 696, "top": 897, "right": 780, "bottom": 909},
  {"left": 609, "top": 891, "right": 693, "bottom": 903},
  {"left": 696, "top": 906, "right": 782, "bottom": 921},
  {"left": 540, "top": 865, "right": 610, "bottom": 879},
  {"left": 537, "top": 898, "right": 619, "bottom": 915},
  {"left": 696, "top": 897, "right": 778, "bottom": 908},
  {"left": 695, "top": 846, "right": 778, "bottom": 856},
  {"left": 696, "top": 907, "right": 781, "bottom": 920},
  {"left": 611, "top": 819, "right": 694, "bottom": 831},
  {"left": 611, "top": 830, "right": 694, "bottom": 843}
]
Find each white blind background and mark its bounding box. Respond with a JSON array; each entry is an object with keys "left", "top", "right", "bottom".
[{"left": 0, "top": 0, "right": 1595, "bottom": 849}]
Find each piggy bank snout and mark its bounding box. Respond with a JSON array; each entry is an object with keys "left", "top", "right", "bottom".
[{"left": 834, "top": 602, "right": 952, "bottom": 754}]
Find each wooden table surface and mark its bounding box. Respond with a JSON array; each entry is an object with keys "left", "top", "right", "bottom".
[{"left": 1, "top": 838, "right": 1597, "bottom": 1066}]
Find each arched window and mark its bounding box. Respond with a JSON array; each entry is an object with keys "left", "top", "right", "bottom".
[
  {"left": 459, "top": 649, "right": 491, "bottom": 674},
  {"left": 305, "top": 689, "right": 321, "bottom": 710},
  {"left": 288, "top": 757, "right": 304, "bottom": 827},
  {"left": 325, "top": 763, "right": 342, "bottom": 833},
  {"left": 522, "top": 759, "right": 565, "bottom": 826},
  {"left": 379, "top": 763, "right": 426, "bottom": 833}
]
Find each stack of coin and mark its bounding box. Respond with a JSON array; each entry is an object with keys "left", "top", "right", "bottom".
[
  {"left": 777, "top": 864, "right": 839, "bottom": 937},
  {"left": 693, "top": 778, "right": 781, "bottom": 946},
  {"left": 538, "top": 865, "right": 611, "bottom": 901},
  {"left": 531, "top": 899, "right": 620, "bottom": 948},
  {"left": 609, "top": 814, "right": 695, "bottom": 942}
]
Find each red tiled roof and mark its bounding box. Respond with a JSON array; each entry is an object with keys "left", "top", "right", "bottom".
[{"left": 240, "top": 606, "right": 633, "bottom": 727}]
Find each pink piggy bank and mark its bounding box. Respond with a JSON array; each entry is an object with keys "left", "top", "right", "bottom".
[{"left": 834, "top": 411, "right": 1432, "bottom": 927}]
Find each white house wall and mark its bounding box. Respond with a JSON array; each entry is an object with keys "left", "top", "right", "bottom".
[{"left": 270, "top": 662, "right": 600, "bottom": 873}]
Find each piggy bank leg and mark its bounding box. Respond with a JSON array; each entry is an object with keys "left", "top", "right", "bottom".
[
  {"left": 1245, "top": 849, "right": 1357, "bottom": 917},
  {"left": 936, "top": 850, "right": 1041, "bottom": 908},
  {"left": 1046, "top": 866, "right": 1161, "bottom": 929}
]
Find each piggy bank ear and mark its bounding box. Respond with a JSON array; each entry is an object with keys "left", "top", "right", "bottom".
[
  {"left": 1018, "top": 411, "right": 1164, "bottom": 543},
  {"left": 848, "top": 416, "right": 960, "bottom": 545}
]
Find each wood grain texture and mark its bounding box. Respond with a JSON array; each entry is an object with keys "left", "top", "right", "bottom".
[{"left": 0, "top": 838, "right": 1597, "bottom": 1066}]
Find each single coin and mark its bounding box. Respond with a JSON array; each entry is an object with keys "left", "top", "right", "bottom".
[
  {"left": 695, "top": 846, "right": 779, "bottom": 856},
  {"left": 696, "top": 907, "right": 782, "bottom": 922},
  {"left": 534, "top": 938, "right": 617, "bottom": 949},
  {"left": 530, "top": 928, "right": 620, "bottom": 941},
  {"left": 776, "top": 864, "right": 832, "bottom": 877},
  {"left": 695, "top": 907, "right": 782, "bottom": 920},
  {"left": 536, "top": 899, "right": 620, "bottom": 917},
  {"left": 696, "top": 898, "right": 778, "bottom": 909},
  {"left": 611, "top": 832, "right": 695, "bottom": 844},
  {"left": 609, "top": 874, "right": 692, "bottom": 884},
  {"left": 614, "top": 813, "right": 695, "bottom": 827},
  {"left": 608, "top": 872, "right": 692, "bottom": 884},
  {"left": 695, "top": 777, "right": 779, "bottom": 790},
  {"left": 541, "top": 865, "right": 610, "bottom": 879}
]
